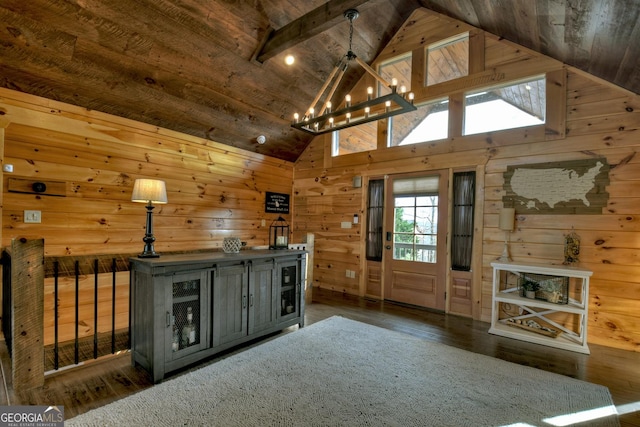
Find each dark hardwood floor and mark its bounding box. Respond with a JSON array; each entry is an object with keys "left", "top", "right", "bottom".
[{"left": 2, "top": 287, "right": 639, "bottom": 426}]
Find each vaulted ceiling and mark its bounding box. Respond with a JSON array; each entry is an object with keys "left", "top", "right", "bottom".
[{"left": 1, "top": 0, "right": 638, "bottom": 162}]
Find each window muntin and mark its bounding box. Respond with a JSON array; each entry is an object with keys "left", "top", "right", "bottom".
[{"left": 463, "top": 77, "right": 546, "bottom": 136}]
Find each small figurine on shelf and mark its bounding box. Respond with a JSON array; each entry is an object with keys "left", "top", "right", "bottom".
[{"left": 563, "top": 230, "right": 580, "bottom": 265}]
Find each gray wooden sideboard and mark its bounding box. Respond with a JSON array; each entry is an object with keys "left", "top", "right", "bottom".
[{"left": 130, "top": 249, "right": 306, "bottom": 383}]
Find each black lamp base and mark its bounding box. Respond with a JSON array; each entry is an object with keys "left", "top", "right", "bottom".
[{"left": 138, "top": 203, "right": 161, "bottom": 258}]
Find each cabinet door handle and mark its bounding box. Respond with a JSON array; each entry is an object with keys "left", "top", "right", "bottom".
[
  {"left": 243, "top": 295, "right": 247, "bottom": 308},
  {"left": 166, "top": 312, "right": 175, "bottom": 328},
  {"left": 249, "top": 294, "right": 254, "bottom": 307}
]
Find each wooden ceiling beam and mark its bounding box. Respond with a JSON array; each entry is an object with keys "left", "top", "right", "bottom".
[{"left": 254, "top": 0, "right": 372, "bottom": 63}]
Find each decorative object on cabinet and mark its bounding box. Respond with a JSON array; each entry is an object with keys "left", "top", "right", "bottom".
[
  {"left": 222, "top": 237, "right": 242, "bottom": 254},
  {"left": 270, "top": 216, "right": 289, "bottom": 249},
  {"left": 519, "top": 278, "right": 539, "bottom": 299},
  {"left": 563, "top": 230, "right": 580, "bottom": 265},
  {"left": 498, "top": 207, "right": 515, "bottom": 262},
  {"left": 290, "top": 9, "right": 416, "bottom": 136},
  {"left": 130, "top": 250, "right": 306, "bottom": 382},
  {"left": 519, "top": 273, "right": 568, "bottom": 304},
  {"left": 131, "top": 178, "right": 168, "bottom": 258},
  {"left": 489, "top": 261, "right": 592, "bottom": 354}
]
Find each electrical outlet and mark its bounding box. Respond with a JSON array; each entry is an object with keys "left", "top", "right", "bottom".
[
  {"left": 341, "top": 221, "right": 352, "bottom": 229},
  {"left": 345, "top": 270, "right": 351, "bottom": 278},
  {"left": 24, "top": 210, "right": 41, "bottom": 223}
]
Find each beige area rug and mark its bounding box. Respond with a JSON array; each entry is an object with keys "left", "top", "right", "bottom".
[{"left": 67, "top": 316, "right": 619, "bottom": 426}]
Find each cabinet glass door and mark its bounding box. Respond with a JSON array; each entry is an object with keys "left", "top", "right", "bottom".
[
  {"left": 168, "top": 271, "right": 208, "bottom": 359},
  {"left": 279, "top": 261, "right": 298, "bottom": 318}
]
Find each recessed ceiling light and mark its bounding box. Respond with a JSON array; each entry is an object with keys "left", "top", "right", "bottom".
[{"left": 285, "top": 54, "right": 295, "bottom": 65}]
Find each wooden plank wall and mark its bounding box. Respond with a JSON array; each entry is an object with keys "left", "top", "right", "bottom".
[
  {"left": 0, "top": 88, "right": 294, "bottom": 345},
  {"left": 0, "top": 91, "right": 294, "bottom": 255},
  {"left": 292, "top": 8, "right": 640, "bottom": 352}
]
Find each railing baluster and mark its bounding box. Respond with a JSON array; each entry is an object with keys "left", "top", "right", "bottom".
[
  {"left": 93, "top": 259, "right": 98, "bottom": 360},
  {"left": 74, "top": 260, "right": 79, "bottom": 366},
  {"left": 54, "top": 261, "right": 59, "bottom": 371},
  {"left": 111, "top": 258, "right": 116, "bottom": 354}
]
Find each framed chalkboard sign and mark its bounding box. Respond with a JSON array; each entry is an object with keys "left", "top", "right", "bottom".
[{"left": 265, "top": 192, "right": 290, "bottom": 214}]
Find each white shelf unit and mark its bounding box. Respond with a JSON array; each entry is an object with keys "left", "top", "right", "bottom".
[{"left": 489, "top": 261, "right": 593, "bottom": 354}]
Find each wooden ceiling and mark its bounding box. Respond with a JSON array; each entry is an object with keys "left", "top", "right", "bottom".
[{"left": 0, "top": 0, "right": 638, "bottom": 162}]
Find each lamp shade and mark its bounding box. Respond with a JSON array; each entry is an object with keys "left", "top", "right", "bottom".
[
  {"left": 498, "top": 208, "right": 515, "bottom": 231},
  {"left": 131, "top": 179, "right": 168, "bottom": 204}
]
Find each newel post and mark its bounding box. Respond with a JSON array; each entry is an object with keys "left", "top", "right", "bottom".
[{"left": 11, "top": 237, "right": 44, "bottom": 391}]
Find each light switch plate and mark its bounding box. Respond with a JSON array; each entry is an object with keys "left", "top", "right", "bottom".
[{"left": 24, "top": 210, "right": 41, "bottom": 223}]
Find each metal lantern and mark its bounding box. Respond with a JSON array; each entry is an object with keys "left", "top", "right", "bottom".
[{"left": 269, "top": 216, "right": 289, "bottom": 249}]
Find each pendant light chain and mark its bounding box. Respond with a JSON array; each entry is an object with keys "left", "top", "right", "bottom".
[{"left": 348, "top": 16, "right": 354, "bottom": 54}]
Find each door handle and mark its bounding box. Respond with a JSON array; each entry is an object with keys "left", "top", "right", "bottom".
[
  {"left": 166, "top": 312, "right": 175, "bottom": 327},
  {"left": 385, "top": 245, "right": 391, "bottom": 250}
]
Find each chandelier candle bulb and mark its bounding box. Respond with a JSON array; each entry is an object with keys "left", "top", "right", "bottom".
[
  {"left": 326, "top": 101, "right": 332, "bottom": 113},
  {"left": 365, "top": 106, "right": 370, "bottom": 117},
  {"left": 408, "top": 92, "right": 415, "bottom": 104},
  {"left": 385, "top": 100, "right": 391, "bottom": 112},
  {"left": 346, "top": 112, "right": 351, "bottom": 123},
  {"left": 367, "top": 87, "right": 373, "bottom": 100},
  {"left": 345, "top": 94, "right": 351, "bottom": 107},
  {"left": 293, "top": 113, "right": 299, "bottom": 124},
  {"left": 309, "top": 107, "right": 314, "bottom": 119},
  {"left": 329, "top": 117, "right": 334, "bottom": 127}
]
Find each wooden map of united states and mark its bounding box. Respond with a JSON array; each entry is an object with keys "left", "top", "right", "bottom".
[{"left": 503, "top": 159, "right": 610, "bottom": 214}]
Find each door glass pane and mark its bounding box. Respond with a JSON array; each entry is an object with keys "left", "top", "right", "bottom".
[
  {"left": 172, "top": 278, "right": 200, "bottom": 351},
  {"left": 392, "top": 188, "right": 438, "bottom": 263},
  {"left": 280, "top": 265, "right": 297, "bottom": 316}
]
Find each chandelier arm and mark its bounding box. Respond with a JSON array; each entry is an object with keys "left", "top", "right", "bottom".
[
  {"left": 305, "top": 60, "right": 344, "bottom": 116},
  {"left": 354, "top": 56, "right": 393, "bottom": 88},
  {"left": 319, "top": 64, "right": 348, "bottom": 116}
]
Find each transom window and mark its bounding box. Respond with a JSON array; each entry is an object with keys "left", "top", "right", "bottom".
[
  {"left": 427, "top": 33, "right": 469, "bottom": 86},
  {"left": 388, "top": 99, "right": 449, "bottom": 147},
  {"left": 464, "top": 76, "right": 546, "bottom": 135}
]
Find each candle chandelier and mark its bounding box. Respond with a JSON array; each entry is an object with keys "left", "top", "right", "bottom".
[{"left": 291, "top": 9, "right": 417, "bottom": 136}]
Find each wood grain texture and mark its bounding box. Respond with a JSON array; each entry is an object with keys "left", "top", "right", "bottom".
[
  {"left": 293, "top": 9, "right": 640, "bottom": 352},
  {"left": 0, "top": 88, "right": 294, "bottom": 257},
  {"left": 6, "top": 289, "right": 640, "bottom": 426},
  {"left": 10, "top": 237, "right": 44, "bottom": 391},
  {"left": 1, "top": 1, "right": 639, "bottom": 161}
]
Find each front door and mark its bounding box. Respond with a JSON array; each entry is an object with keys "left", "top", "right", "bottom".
[{"left": 383, "top": 170, "right": 448, "bottom": 311}]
